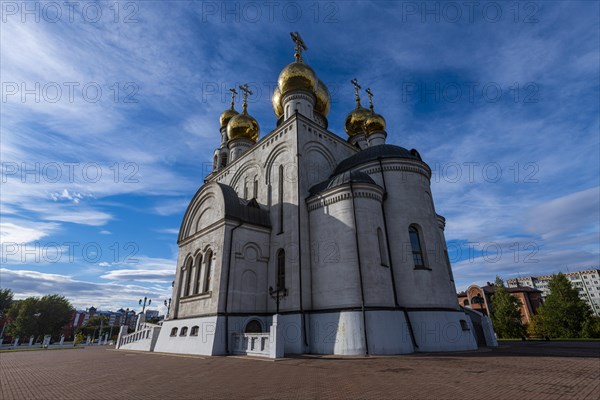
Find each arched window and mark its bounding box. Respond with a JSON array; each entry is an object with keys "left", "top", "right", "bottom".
[
  {"left": 278, "top": 165, "right": 284, "bottom": 233},
  {"left": 190, "top": 326, "right": 199, "bottom": 336},
  {"left": 377, "top": 228, "right": 389, "bottom": 266},
  {"left": 221, "top": 153, "right": 227, "bottom": 168},
  {"left": 213, "top": 155, "right": 218, "bottom": 170},
  {"left": 180, "top": 327, "right": 188, "bottom": 336},
  {"left": 253, "top": 175, "right": 258, "bottom": 199},
  {"left": 277, "top": 248, "right": 285, "bottom": 290},
  {"left": 170, "top": 327, "right": 178, "bottom": 336},
  {"left": 203, "top": 250, "right": 213, "bottom": 293},
  {"left": 408, "top": 225, "right": 426, "bottom": 269},
  {"left": 244, "top": 179, "right": 248, "bottom": 199},
  {"left": 183, "top": 257, "right": 193, "bottom": 297},
  {"left": 463, "top": 299, "right": 470, "bottom": 306},
  {"left": 194, "top": 254, "right": 203, "bottom": 294},
  {"left": 245, "top": 319, "right": 262, "bottom": 333}
]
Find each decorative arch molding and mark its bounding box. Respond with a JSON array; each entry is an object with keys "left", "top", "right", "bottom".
[
  {"left": 302, "top": 141, "right": 337, "bottom": 170},
  {"left": 193, "top": 206, "right": 215, "bottom": 234},
  {"left": 234, "top": 241, "right": 269, "bottom": 262},
  {"left": 182, "top": 253, "right": 194, "bottom": 270},
  {"left": 179, "top": 182, "right": 227, "bottom": 243},
  {"left": 263, "top": 142, "right": 291, "bottom": 185},
  {"left": 229, "top": 162, "right": 262, "bottom": 192}
]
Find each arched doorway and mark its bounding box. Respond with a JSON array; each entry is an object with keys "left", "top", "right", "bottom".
[{"left": 244, "top": 319, "right": 263, "bottom": 333}]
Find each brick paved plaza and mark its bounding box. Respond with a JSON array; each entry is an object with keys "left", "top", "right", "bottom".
[{"left": 1, "top": 341, "right": 598, "bottom": 399}]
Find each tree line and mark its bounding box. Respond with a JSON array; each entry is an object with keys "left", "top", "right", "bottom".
[
  {"left": 490, "top": 273, "right": 600, "bottom": 339},
  {"left": 0, "top": 289, "right": 74, "bottom": 342}
]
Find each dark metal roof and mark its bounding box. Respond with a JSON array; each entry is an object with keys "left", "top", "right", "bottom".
[
  {"left": 216, "top": 183, "right": 271, "bottom": 228},
  {"left": 309, "top": 170, "right": 378, "bottom": 196},
  {"left": 333, "top": 144, "right": 423, "bottom": 175}
]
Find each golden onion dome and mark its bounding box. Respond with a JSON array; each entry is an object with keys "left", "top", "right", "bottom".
[
  {"left": 364, "top": 112, "right": 386, "bottom": 135},
  {"left": 219, "top": 108, "right": 239, "bottom": 128},
  {"left": 277, "top": 61, "right": 318, "bottom": 97},
  {"left": 345, "top": 106, "right": 371, "bottom": 137},
  {"left": 315, "top": 79, "right": 330, "bottom": 117},
  {"left": 227, "top": 112, "right": 259, "bottom": 142},
  {"left": 272, "top": 86, "right": 284, "bottom": 118}
]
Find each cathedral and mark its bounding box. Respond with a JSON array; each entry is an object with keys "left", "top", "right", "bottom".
[{"left": 118, "top": 33, "right": 496, "bottom": 356}]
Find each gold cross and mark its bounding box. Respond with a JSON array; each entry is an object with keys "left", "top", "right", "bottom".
[
  {"left": 365, "top": 88, "right": 374, "bottom": 111},
  {"left": 239, "top": 84, "right": 253, "bottom": 113},
  {"left": 229, "top": 87, "right": 238, "bottom": 110},
  {"left": 290, "top": 32, "right": 307, "bottom": 62},
  {"left": 351, "top": 78, "right": 362, "bottom": 107}
]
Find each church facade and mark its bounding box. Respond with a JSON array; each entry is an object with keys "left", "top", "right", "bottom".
[{"left": 148, "top": 34, "right": 490, "bottom": 356}]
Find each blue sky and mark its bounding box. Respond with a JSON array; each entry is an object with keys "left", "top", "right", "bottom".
[{"left": 1, "top": 1, "right": 599, "bottom": 313}]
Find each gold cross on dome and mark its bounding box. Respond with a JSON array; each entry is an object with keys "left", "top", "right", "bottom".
[
  {"left": 239, "top": 84, "right": 253, "bottom": 113},
  {"left": 229, "top": 87, "right": 238, "bottom": 110},
  {"left": 290, "top": 32, "right": 307, "bottom": 62},
  {"left": 351, "top": 78, "right": 362, "bottom": 106},
  {"left": 365, "top": 88, "right": 374, "bottom": 111}
]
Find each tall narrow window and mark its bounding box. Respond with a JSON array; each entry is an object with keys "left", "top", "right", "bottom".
[
  {"left": 194, "top": 255, "right": 203, "bottom": 294},
  {"left": 278, "top": 165, "right": 284, "bottom": 233},
  {"left": 213, "top": 155, "right": 218, "bottom": 170},
  {"left": 183, "top": 257, "right": 193, "bottom": 297},
  {"left": 408, "top": 226, "right": 426, "bottom": 269},
  {"left": 221, "top": 153, "right": 228, "bottom": 168},
  {"left": 253, "top": 176, "right": 258, "bottom": 199},
  {"left": 277, "top": 249, "right": 285, "bottom": 290},
  {"left": 377, "top": 228, "right": 389, "bottom": 266},
  {"left": 243, "top": 180, "right": 248, "bottom": 199},
  {"left": 203, "top": 250, "right": 213, "bottom": 293}
]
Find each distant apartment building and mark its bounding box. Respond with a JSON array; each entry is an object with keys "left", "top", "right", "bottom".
[{"left": 506, "top": 269, "right": 600, "bottom": 317}]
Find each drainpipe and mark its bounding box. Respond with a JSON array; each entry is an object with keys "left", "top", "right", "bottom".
[
  {"left": 378, "top": 158, "right": 418, "bottom": 349},
  {"left": 349, "top": 180, "right": 369, "bottom": 355},
  {"left": 224, "top": 219, "right": 243, "bottom": 354}
]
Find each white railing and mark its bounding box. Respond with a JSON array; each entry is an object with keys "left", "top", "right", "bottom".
[
  {"left": 117, "top": 325, "right": 161, "bottom": 351},
  {"left": 231, "top": 333, "right": 270, "bottom": 357}
]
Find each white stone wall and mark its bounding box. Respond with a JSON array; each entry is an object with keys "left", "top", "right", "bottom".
[
  {"left": 408, "top": 310, "right": 478, "bottom": 352},
  {"left": 153, "top": 316, "right": 226, "bottom": 356},
  {"left": 361, "top": 160, "right": 461, "bottom": 309}
]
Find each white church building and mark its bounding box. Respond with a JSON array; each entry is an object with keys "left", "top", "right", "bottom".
[{"left": 117, "top": 33, "right": 496, "bottom": 357}]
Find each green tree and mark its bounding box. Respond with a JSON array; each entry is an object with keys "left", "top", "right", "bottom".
[
  {"left": 491, "top": 276, "right": 526, "bottom": 338},
  {"left": 534, "top": 273, "right": 592, "bottom": 338},
  {"left": 77, "top": 315, "right": 109, "bottom": 337},
  {"left": 7, "top": 295, "right": 74, "bottom": 341},
  {"left": 0, "top": 288, "right": 13, "bottom": 318}
]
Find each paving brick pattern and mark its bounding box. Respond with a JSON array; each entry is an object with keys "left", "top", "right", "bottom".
[{"left": 1, "top": 342, "right": 599, "bottom": 399}]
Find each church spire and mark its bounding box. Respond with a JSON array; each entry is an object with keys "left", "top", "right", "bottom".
[
  {"left": 290, "top": 31, "right": 307, "bottom": 63},
  {"left": 229, "top": 87, "right": 237, "bottom": 110},
  {"left": 351, "top": 78, "right": 362, "bottom": 108},
  {"left": 365, "top": 87, "right": 374, "bottom": 112},
  {"left": 239, "top": 83, "right": 252, "bottom": 114}
]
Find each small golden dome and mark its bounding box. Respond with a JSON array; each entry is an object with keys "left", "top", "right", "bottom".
[
  {"left": 364, "top": 112, "right": 386, "bottom": 135},
  {"left": 272, "top": 86, "right": 284, "bottom": 118},
  {"left": 345, "top": 106, "right": 370, "bottom": 137},
  {"left": 227, "top": 112, "right": 259, "bottom": 142},
  {"left": 315, "top": 79, "right": 330, "bottom": 117},
  {"left": 277, "top": 61, "right": 318, "bottom": 97},
  {"left": 219, "top": 108, "right": 239, "bottom": 128}
]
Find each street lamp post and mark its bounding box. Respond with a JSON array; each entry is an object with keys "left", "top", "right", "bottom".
[
  {"left": 139, "top": 297, "right": 151, "bottom": 314},
  {"left": 268, "top": 286, "right": 288, "bottom": 314},
  {"left": 164, "top": 298, "right": 172, "bottom": 318}
]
